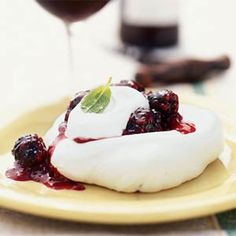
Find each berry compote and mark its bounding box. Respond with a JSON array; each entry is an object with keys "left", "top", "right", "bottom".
[
  {"left": 123, "top": 89, "right": 195, "bottom": 135},
  {"left": 6, "top": 134, "right": 84, "bottom": 190}
]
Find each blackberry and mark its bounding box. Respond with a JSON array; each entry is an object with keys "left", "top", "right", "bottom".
[
  {"left": 12, "top": 134, "right": 48, "bottom": 167},
  {"left": 165, "top": 113, "right": 183, "bottom": 130},
  {"left": 148, "top": 90, "right": 179, "bottom": 115},
  {"left": 152, "top": 109, "right": 163, "bottom": 131},
  {"left": 123, "top": 108, "right": 159, "bottom": 135},
  {"left": 112, "top": 80, "right": 145, "bottom": 92}
]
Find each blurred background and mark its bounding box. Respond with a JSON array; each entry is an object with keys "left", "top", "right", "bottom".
[{"left": 1, "top": 0, "right": 235, "bottom": 125}]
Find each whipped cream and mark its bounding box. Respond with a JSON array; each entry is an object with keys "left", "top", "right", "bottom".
[
  {"left": 45, "top": 100, "right": 224, "bottom": 192},
  {"left": 66, "top": 86, "right": 149, "bottom": 139}
]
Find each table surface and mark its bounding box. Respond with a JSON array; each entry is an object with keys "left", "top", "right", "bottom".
[{"left": 1, "top": 0, "right": 236, "bottom": 235}]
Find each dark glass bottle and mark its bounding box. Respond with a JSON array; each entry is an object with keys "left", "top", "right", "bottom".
[{"left": 120, "top": 0, "right": 179, "bottom": 48}]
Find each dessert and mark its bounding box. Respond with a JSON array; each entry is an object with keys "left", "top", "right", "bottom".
[{"left": 6, "top": 80, "right": 224, "bottom": 192}]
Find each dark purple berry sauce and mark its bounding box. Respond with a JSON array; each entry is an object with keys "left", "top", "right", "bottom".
[
  {"left": 6, "top": 132, "right": 85, "bottom": 190},
  {"left": 6, "top": 82, "right": 196, "bottom": 191},
  {"left": 6, "top": 157, "right": 85, "bottom": 191}
]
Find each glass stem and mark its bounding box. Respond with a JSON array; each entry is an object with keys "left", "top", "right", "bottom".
[{"left": 63, "top": 21, "right": 75, "bottom": 95}]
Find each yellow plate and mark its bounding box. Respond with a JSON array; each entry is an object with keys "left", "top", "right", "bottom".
[{"left": 0, "top": 97, "right": 236, "bottom": 224}]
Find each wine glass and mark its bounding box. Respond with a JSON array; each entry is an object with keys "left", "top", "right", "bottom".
[{"left": 35, "top": 0, "right": 110, "bottom": 93}]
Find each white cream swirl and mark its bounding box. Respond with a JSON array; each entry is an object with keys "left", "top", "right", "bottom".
[{"left": 66, "top": 86, "right": 149, "bottom": 139}]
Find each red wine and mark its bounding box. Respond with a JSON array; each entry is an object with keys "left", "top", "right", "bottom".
[
  {"left": 121, "top": 23, "right": 178, "bottom": 47},
  {"left": 36, "top": 0, "right": 110, "bottom": 22}
]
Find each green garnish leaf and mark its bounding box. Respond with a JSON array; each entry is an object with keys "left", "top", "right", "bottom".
[{"left": 80, "top": 77, "right": 112, "bottom": 113}]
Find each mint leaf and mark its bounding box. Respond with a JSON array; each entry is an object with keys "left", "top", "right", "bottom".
[{"left": 80, "top": 78, "right": 112, "bottom": 113}]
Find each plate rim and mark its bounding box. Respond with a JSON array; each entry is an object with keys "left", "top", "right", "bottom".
[{"left": 0, "top": 184, "right": 236, "bottom": 224}]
